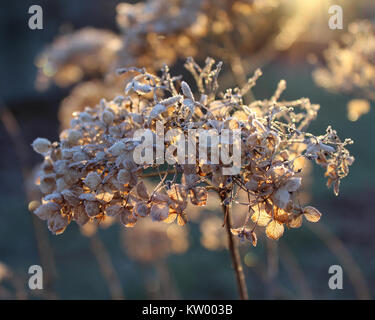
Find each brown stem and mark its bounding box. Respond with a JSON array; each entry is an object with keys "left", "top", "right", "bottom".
[{"left": 219, "top": 192, "right": 248, "bottom": 300}]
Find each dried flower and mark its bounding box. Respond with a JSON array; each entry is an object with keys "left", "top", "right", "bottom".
[
  {"left": 32, "top": 58, "right": 353, "bottom": 244},
  {"left": 313, "top": 20, "right": 375, "bottom": 119}
]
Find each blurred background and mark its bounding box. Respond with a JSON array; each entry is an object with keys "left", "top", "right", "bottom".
[{"left": 0, "top": 0, "right": 374, "bottom": 299}]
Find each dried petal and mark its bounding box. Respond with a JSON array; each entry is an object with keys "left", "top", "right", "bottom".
[
  {"left": 272, "top": 188, "right": 290, "bottom": 209},
  {"left": 73, "top": 205, "right": 90, "bottom": 226},
  {"left": 117, "top": 169, "right": 131, "bottom": 185},
  {"left": 266, "top": 220, "right": 284, "bottom": 240},
  {"left": 34, "top": 202, "right": 60, "bottom": 220},
  {"left": 84, "top": 201, "right": 101, "bottom": 218},
  {"left": 105, "top": 204, "right": 123, "bottom": 217},
  {"left": 120, "top": 208, "right": 137, "bottom": 227},
  {"left": 84, "top": 172, "right": 101, "bottom": 190},
  {"left": 163, "top": 213, "right": 178, "bottom": 224},
  {"left": 303, "top": 206, "right": 322, "bottom": 222},
  {"left": 251, "top": 209, "right": 271, "bottom": 227},
  {"left": 288, "top": 214, "right": 303, "bottom": 228},
  {"left": 150, "top": 204, "right": 169, "bottom": 221},
  {"left": 134, "top": 201, "right": 149, "bottom": 217},
  {"left": 136, "top": 181, "right": 149, "bottom": 200},
  {"left": 32, "top": 138, "right": 51, "bottom": 155},
  {"left": 48, "top": 213, "right": 69, "bottom": 235}
]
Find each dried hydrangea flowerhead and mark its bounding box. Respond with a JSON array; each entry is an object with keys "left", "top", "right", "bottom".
[
  {"left": 36, "top": 0, "right": 288, "bottom": 92},
  {"left": 35, "top": 0, "right": 304, "bottom": 141},
  {"left": 35, "top": 27, "right": 121, "bottom": 90},
  {"left": 32, "top": 57, "right": 353, "bottom": 245},
  {"left": 115, "top": 0, "right": 286, "bottom": 69},
  {"left": 313, "top": 20, "right": 375, "bottom": 121}
]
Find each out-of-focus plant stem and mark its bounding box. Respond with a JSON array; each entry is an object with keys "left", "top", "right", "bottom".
[
  {"left": 89, "top": 233, "right": 125, "bottom": 300},
  {"left": 308, "top": 223, "right": 371, "bottom": 300},
  {"left": 155, "top": 259, "right": 179, "bottom": 299},
  {"left": 266, "top": 238, "right": 278, "bottom": 299},
  {"left": 0, "top": 101, "right": 58, "bottom": 299},
  {"left": 279, "top": 242, "right": 313, "bottom": 299}
]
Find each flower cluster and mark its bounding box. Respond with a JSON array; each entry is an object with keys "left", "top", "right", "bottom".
[
  {"left": 116, "top": 0, "right": 284, "bottom": 69},
  {"left": 35, "top": 0, "right": 308, "bottom": 143},
  {"left": 32, "top": 58, "right": 354, "bottom": 243},
  {"left": 35, "top": 28, "right": 121, "bottom": 90},
  {"left": 314, "top": 20, "right": 375, "bottom": 95},
  {"left": 313, "top": 20, "right": 375, "bottom": 120},
  {"left": 35, "top": 0, "right": 286, "bottom": 90}
]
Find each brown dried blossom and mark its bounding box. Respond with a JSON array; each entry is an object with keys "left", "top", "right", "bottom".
[
  {"left": 35, "top": 27, "right": 121, "bottom": 89},
  {"left": 35, "top": 0, "right": 288, "bottom": 90},
  {"left": 313, "top": 20, "right": 375, "bottom": 120},
  {"left": 32, "top": 57, "right": 354, "bottom": 246},
  {"left": 115, "top": 0, "right": 285, "bottom": 70}
]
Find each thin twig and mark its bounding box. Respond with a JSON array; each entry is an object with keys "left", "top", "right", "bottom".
[
  {"left": 89, "top": 234, "right": 125, "bottom": 300},
  {"left": 219, "top": 191, "right": 248, "bottom": 300},
  {"left": 279, "top": 242, "right": 314, "bottom": 299}
]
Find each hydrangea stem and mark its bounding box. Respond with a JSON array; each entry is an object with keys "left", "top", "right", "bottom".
[{"left": 220, "top": 192, "right": 249, "bottom": 300}]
